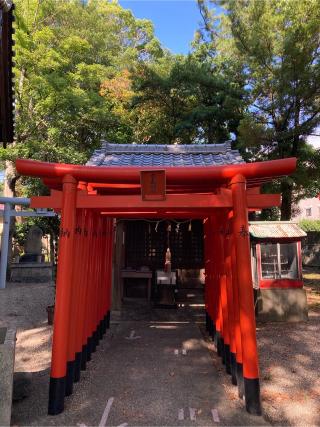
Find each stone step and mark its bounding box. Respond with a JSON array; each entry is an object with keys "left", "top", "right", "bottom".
[{"left": 175, "top": 288, "right": 204, "bottom": 304}]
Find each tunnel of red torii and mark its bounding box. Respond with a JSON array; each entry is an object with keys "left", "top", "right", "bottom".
[{"left": 15, "top": 156, "right": 297, "bottom": 417}]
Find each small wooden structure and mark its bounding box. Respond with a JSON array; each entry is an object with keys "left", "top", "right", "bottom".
[
  {"left": 250, "top": 221, "right": 306, "bottom": 289},
  {"left": 15, "top": 142, "right": 297, "bottom": 417},
  {"left": 249, "top": 222, "right": 308, "bottom": 321}
]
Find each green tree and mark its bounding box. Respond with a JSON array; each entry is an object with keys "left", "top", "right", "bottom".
[
  {"left": 196, "top": 0, "right": 320, "bottom": 219},
  {"left": 131, "top": 54, "right": 245, "bottom": 144},
  {"left": 1, "top": 0, "right": 162, "bottom": 196}
]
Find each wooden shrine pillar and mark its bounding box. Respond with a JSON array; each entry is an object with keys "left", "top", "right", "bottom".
[
  {"left": 80, "top": 209, "right": 91, "bottom": 369},
  {"left": 85, "top": 211, "right": 95, "bottom": 360},
  {"left": 229, "top": 212, "right": 244, "bottom": 398},
  {"left": 230, "top": 174, "right": 261, "bottom": 415},
  {"left": 48, "top": 174, "right": 77, "bottom": 415},
  {"left": 212, "top": 214, "right": 224, "bottom": 359},
  {"left": 209, "top": 216, "right": 218, "bottom": 341},
  {"left": 65, "top": 208, "right": 83, "bottom": 396},
  {"left": 73, "top": 209, "right": 87, "bottom": 381},
  {"left": 105, "top": 218, "right": 114, "bottom": 327},
  {"left": 91, "top": 213, "right": 100, "bottom": 353},
  {"left": 218, "top": 210, "right": 231, "bottom": 374},
  {"left": 229, "top": 216, "right": 244, "bottom": 399},
  {"left": 224, "top": 214, "right": 237, "bottom": 385}
]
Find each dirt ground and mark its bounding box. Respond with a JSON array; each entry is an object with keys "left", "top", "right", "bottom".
[
  {"left": 258, "top": 268, "right": 320, "bottom": 426},
  {"left": 0, "top": 268, "right": 319, "bottom": 426},
  {"left": 211, "top": 266, "right": 320, "bottom": 426}
]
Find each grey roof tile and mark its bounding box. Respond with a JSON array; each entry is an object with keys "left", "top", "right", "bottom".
[{"left": 87, "top": 141, "right": 244, "bottom": 167}]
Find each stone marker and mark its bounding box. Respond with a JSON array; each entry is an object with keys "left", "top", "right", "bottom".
[
  {"left": 11, "top": 224, "right": 52, "bottom": 280},
  {"left": 24, "top": 225, "right": 43, "bottom": 256},
  {"left": 20, "top": 225, "right": 43, "bottom": 263}
]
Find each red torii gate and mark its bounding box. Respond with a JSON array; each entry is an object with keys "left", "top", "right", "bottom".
[{"left": 15, "top": 157, "right": 297, "bottom": 417}]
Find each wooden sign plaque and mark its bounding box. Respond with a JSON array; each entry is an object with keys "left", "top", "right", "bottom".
[{"left": 140, "top": 170, "right": 166, "bottom": 201}]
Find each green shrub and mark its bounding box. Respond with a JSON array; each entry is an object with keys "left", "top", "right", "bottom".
[{"left": 299, "top": 219, "right": 320, "bottom": 232}]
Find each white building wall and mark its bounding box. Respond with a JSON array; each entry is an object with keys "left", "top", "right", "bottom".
[{"left": 295, "top": 197, "right": 320, "bottom": 220}]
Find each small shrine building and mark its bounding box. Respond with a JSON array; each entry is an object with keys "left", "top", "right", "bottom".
[{"left": 15, "top": 142, "right": 297, "bottom": 417}]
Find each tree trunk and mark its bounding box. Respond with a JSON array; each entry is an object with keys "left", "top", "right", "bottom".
[
  {"left": 207, "top": 121, "right": 214, "bottom": 144},
  {"left": 4, "top": 160, "right": 18, "bottom": 197},
  {"left": 280, "top": 180, "right": 293, "bottom": 220},
  {"left": 4, "top": 161, "right": 19, "bottom": 276}
]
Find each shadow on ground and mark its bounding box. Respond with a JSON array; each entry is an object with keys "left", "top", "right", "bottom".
[{"left": 11, "top": 306, "right": 267, "bottom": 426}]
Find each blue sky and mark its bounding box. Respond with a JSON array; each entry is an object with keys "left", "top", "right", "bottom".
[
  {"left": 119, "top": 1, "right": 320, "bottom": 149},
  {"left": 119, "top": 0, "right": 202, "bottom": 54}
]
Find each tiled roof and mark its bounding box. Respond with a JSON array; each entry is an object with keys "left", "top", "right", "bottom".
[
  {"left": 249, "top": 222, "right": 307, "bottom": 239},
  {"left": 87, "top": 141, "right": 244, "bottom": 167}
]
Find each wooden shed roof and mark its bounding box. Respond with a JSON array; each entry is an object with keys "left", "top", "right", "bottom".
[{"left": 249, "top": 222, "right": 307, "bottom": 239}]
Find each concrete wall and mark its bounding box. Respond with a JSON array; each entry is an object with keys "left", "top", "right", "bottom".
[
  {"left": 256, "top": 288, "right": 308, "bottom": 322},
  {"left": 295, "top": 197, "right": 320, "bottom": 220},
  {"left": 0, "top": 327, "right": 16, "bottom": 426}
]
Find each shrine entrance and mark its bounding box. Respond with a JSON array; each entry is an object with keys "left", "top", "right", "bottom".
[{"left": 15, "top": 155, "right": 296, "bottom": 418}]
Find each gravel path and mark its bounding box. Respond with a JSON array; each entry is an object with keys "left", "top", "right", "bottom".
[
  {"left": 204, "top": 310, "right": 320, "bottom": 426},
  {"left": 0, "top": 282, "right": 54, "bottom": 374},
  {"left": 11, "top": 320, "right": 267, "bottom": 426},
  {"left": 258, "top": 310, "right": 320, "bottom": 426},
  {"left": 0, "top": 273, "right": 319, "bottom": 426}
]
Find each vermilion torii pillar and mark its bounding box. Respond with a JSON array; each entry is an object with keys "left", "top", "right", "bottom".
[
  {"left": 224, "top": 214, "right": 237, "bottom": 386},
  {"left": 231, "top": 174, "right": 261, "bottom": 415},
  {"left": 48, "top": 180, "right": 114, "bottom": 415},
  {"left": 49, "top": 175, "right": 77, "bottom": 415},
  {"left": 230, "top": 214, "right": 244, "bottom": 399}
]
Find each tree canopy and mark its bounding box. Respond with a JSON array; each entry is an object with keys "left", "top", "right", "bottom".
[
  {"left": 1, "top": 0, "right": 162, "bottom": 190},
  {"left": 196, "top": 0, "right": 320, "bottom": 219},
  {"left": 131, "top": 55, "right": 245, "bottom": 145},
  {"left": 1, "top": 0, "right": 319, "bottom": 221}
]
